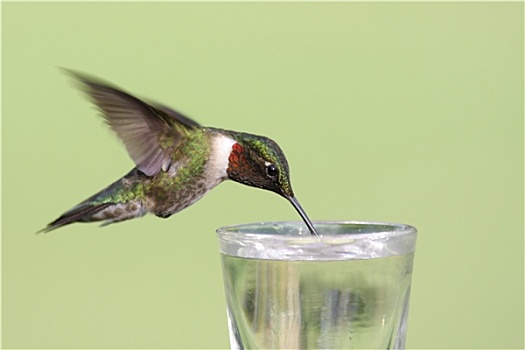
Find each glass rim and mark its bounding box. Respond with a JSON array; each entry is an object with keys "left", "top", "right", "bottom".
[
  {"left": 216, "top": 221, "right": 417, "bottom": 260},
  {"left": 216, "top": 220, "right": 417, "bottom": 240}
]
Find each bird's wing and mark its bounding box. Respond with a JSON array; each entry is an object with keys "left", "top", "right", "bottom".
[{"left": 68, "top": 70, "right": 199, "bottom": 176}]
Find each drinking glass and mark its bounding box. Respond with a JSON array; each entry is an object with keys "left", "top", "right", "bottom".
[{"left": 216, "top": 221, "right": 417, "bottom": 349}]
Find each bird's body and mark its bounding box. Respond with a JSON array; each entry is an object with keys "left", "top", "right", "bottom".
[{"left": 42, "top": 72, "right": 318, "bottom": 235}]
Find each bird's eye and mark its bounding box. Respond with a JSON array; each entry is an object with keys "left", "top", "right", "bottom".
[{"left": 266, "top": 164, "right": 278, "bottom": 178}]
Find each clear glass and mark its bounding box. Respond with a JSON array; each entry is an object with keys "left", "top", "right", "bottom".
[{"left": 216, "top": 221, "right": 417, "bottom": 350}]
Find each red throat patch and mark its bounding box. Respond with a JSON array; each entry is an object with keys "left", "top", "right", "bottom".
[{"left": 228, "top": 143, "right": 245, "bottom": 172}]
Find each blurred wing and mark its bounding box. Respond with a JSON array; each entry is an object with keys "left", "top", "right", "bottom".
[
  {"left": 68, "top": 71, "right": 199, "bottom": 176},
  {"left": 154, "top": 104, "right": 200, "bottom": 128}
]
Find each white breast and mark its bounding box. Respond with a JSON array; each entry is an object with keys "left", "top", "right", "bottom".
[{"left": 208, "top": 133, "right": 236, "bottom": 180}]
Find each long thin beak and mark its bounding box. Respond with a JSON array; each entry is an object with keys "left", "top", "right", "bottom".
[{"left": 287, "top": 196, "right": 319, "bottom": 236}]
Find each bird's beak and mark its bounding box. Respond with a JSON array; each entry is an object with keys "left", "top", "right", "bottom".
[{"left": 286, "top": 196, "right": 319, "bottom": 236}]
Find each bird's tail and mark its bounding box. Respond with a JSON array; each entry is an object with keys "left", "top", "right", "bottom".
[{"left": 39, "top": 169, "right": 148, "bottom": 233}]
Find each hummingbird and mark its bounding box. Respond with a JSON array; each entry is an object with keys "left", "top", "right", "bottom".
[{"left": 41, "top": 71, "right": 318, "bottom": 235}]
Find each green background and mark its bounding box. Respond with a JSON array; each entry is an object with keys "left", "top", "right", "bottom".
[{"left": 2, "top": 3, "right": 523, "bottom": 349}]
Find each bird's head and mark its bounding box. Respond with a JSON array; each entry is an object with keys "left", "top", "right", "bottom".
[
  {"left": 226, "top": 132, "right": 318, "bottom": 235},
  {"left": 227, "top": 133, "right": 293, "bottom": 198}
]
